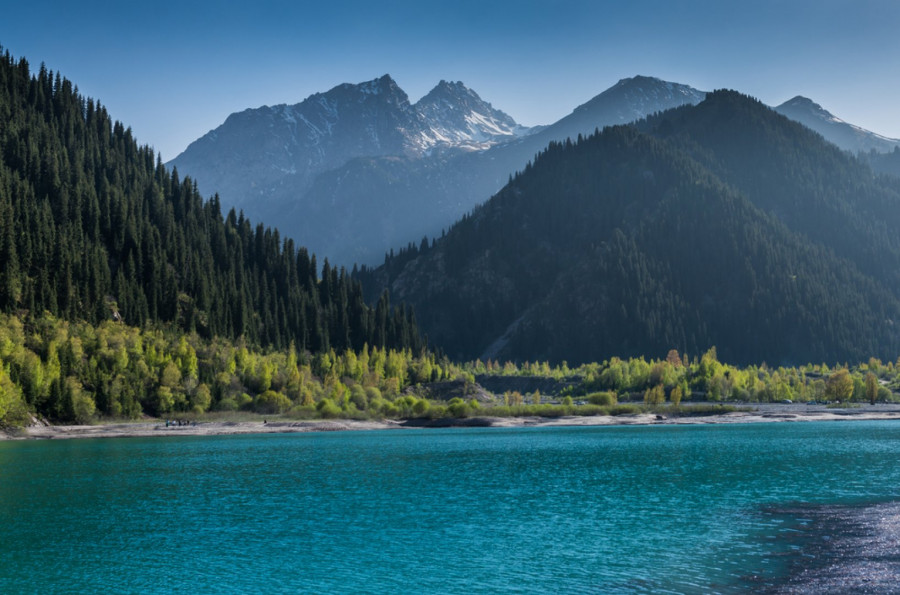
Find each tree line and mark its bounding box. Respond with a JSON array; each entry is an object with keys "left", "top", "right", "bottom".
[
  {"left": 1, "top": 309, "right": 894, "bottom": 428},
  {"left": 0, "top": 312, "right": 449, "bottom": 426}
]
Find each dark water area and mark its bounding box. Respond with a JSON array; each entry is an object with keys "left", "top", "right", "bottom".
[
  {"left": 750, "top": 501, "right": 900, "bottom": 594},
  {"left": 3, "top": 421, "right": 900, "bottom": 593}
]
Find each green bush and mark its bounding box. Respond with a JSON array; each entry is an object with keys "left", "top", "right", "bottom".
[
  {"left": 349, "top": 384, "right": 368, "bottom": 410},
  {"left": 609, "top": 404, "right": 641, "bottom": 416},
  {"left": 575, "top": 404, "right": 607, "bottom": 416},
  {"left": 286, "top": 405, "right": 317, "bottom": 419},
  {"left": 254, "top": 390, "right": 292, "bottom": 414},
  {"left": 586, "top": 391, "right": 617, "bottom": 406},
  {"left": 412, "top": 398, "right": 430, "bottom": 416},
  {"left": 427, "top": 404, "right": 447, "bottom": 419},
  {"left": 380, "top": 402, "right": 400, "bottom": 418},
  {"left": 215, "top": 397, "right": 239, "bottom": 412},
  {"left": 447, "top": 397, "right": 469, "bottom": 418},
  {"left": 236, "top": 393, "right": 253, "bottom": 411},
  {"left": 316, "top": 398, "right": 342, "bottom": 418}
]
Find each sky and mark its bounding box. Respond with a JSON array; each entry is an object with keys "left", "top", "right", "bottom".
[{"left": 3, "top": 0, "right": 898, "bottom": 161}]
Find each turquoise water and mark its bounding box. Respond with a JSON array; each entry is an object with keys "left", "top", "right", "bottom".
[{"left": 2, "top": 421, "right": 900, "bottom": 593}]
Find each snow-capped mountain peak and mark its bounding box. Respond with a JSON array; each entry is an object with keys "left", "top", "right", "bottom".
[
  {"left": 779, "top": 96, "right": 845, "bottom": 125},
  {"left": 414, "top": 80, "right": 527, "bottom": 149},
  {"left": 775, "top": 96, "right": 900, "bottom": 154},
  {"left": 576, "top": 75, "right": 707, "bottom": 120}
]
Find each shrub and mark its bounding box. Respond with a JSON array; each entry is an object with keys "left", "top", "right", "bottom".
[
  {"left": 586, "top": 391, "right": 617, "bottom": 406},
  {"left": 412, "top": 398, "right": 430, "bottom": 416},
  {"left": 286, "top": 405, "right": 317, "bottom": 419},
  {"left": 609, "top": 404, "right": 641, "bottom": 416},
  {"left": 427, "top": 404, "right": 447, "bottom": 419},
  {"left": 575, "top": 404, "right": 606, "bottom": 416},
  {"left": 365, "top": 386, "right": 382, "bottom": 402},
  {"left": 254, "top": 390, "right": 292, "bottom": 414},
  {"left": 349, "top": 384, "right": 368, "bottom": 410},
  {"left": 367, "top": 397, "right": 386, "bottom": 416},
  {"left": 447, "top": 397, "right": 469, "bottom": 418},
  {"left": 215, "top": 397, "right": 238, "bottom": 412},
  {"left": 316, "top": 398, "right": 342, "bottom": 418},
  {"left": 236, "top": 393, "right": 253, "bottom": 411}
]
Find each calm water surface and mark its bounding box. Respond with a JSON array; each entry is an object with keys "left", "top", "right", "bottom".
[{"left": 2, "top": 421, "right": 900, "bottom": 593}]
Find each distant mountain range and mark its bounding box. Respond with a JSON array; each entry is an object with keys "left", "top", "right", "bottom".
[
  {"left": 169, "top": 75, "right": 708, "bottom": 265},
  {"left": 359, "top": 91, "right": 900, "bottom": 365},
  {"left": 170, "top": 75, "right": 900, "bottom": 268},
  {"left": 169, "top": 74, "right": 531, "bottom": 213}
]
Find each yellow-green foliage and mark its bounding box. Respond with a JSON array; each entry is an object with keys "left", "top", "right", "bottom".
[
  {"left": 0, "top": 312, "right": 454, "bottom": 426},
  {"left": 255, "top": 390, "right": 292, "bottom": 414},
  {"left": 643, "top": 384, "right": 665, "bottom": 406},
  {"left": 586, "top": 391, "right": 617, "bottom": 406},
  {"left": 1, "top": 313, "right": 898, "bottom": 428}
]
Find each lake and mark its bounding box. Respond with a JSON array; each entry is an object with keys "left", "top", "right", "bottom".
[{"left": 2, "top": 421, "right": 900, "bottom": 593}]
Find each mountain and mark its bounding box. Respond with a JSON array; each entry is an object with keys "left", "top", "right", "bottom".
[
  {"left": 415, "top": 80, "right": 529, "bottom": 149},
  {"left": 360, "top": 91, "right": 900, "bottom": 366},
  {"left": 775, "top": 96, "right": 900, "bottom": 154},
  {"left": 0, "top": 51, "right": 422, "bottom": 355},
  {"left": 168, "top": 75, "right": 527, "bottom": 212},
  {"left": 536, "top": 75, "right": 705, "bottom": 144},
  {"left": 169, "top": 76, "right": 707, "bottom": 266}
]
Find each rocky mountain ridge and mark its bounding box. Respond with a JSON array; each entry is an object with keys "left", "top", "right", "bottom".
[
  {"left": 170, "top": 75, "right": 711, "bottom": 265},
  {"left": 775, "top": 96, "right": 900, "bottom": 154},
  {"left": 170, "top": 74, "right": 900, "bottom": 267}
]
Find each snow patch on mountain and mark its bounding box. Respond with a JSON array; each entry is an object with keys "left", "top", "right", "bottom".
[
  {"left": 775, "top": 96, "right": 900, "bottom": 154},
  {"left": 414, "top": 80, "right": 528, "bottom": 149}
]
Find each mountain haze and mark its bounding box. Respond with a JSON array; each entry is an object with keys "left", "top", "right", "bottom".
[
  {"left": 775, "top": 96, "right": 900, "bottom": 154},
  {"left": 170, "top": 76, "right": 708, "bottom": 266},
  {"left": 361, "top": 91, "right": 900, "bottom": 365},
  {"left": 169, "top": 75, "right": 528, "bottom": 211},
  {"left": 537, "top": 75, "right": 705, "bottom": 146}
]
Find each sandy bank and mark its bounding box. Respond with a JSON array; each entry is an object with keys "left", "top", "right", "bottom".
[
  {"left": 4, "top": 404, "right": 900, "bottom": 441},
  {"left": 1, "top": 419, "right": 403, "bottom": 440}
]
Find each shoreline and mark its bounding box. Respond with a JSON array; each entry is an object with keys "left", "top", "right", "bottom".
[{"left": 5, "top": 404, "right": 900, "bottom": 441}]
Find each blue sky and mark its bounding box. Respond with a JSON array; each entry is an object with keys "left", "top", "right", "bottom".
[{"left": 3, "top": 0, "right": 898, "bottom": 160}]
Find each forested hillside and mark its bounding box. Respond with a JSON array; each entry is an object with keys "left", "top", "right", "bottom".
[
  {"left": 639, "top": 91, "right": 900, "bottom": 290},
  {"left": 0, "top": 49, "right": 421, "bottom": 355},
  {"left": 861, "top": 148, "right": 900, "bottom": 179},
  {"left": 362, "top": 92, "right": 900, "bottom": 365}
]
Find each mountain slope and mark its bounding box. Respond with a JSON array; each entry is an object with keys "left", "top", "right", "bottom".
[
  {"left": 640, "top": 91, "right": 900, "bottom": 289},
  {"left": 170, "top": 76, "right": 707, "bottom": 266},
  {"left": 169, "top": 75, "right": 427, "bottom": 211},
  {"left": 415, "top": 80, "right": 527, "bottom": 148},
  {"left": 538, "top": 75, "right": 705, "bottom": 145},
  {"left": 361, "top": 93, "right": 900, "bottom": 365},
  {"left": 168, "top": 76, "right": 529, "bottom": 211},
  {"left": 0, "top": 51, "right": 421, "bottom": 355},
  {"left": 775, "top": 96, "right": 900, "bottom": 154}
]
